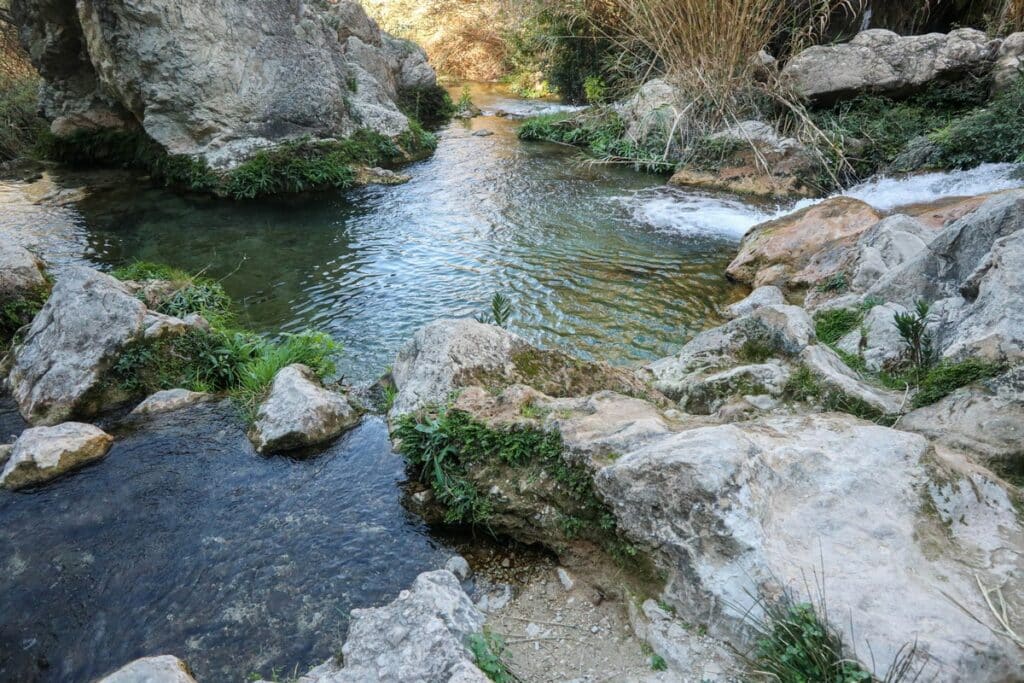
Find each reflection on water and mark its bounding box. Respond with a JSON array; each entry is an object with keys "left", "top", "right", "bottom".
[
  {"left": 1, "top": 84, "right": 745, "bottom": 384},
  {"left": 0, "top": 404, "right": 450, "bottom": 682}
]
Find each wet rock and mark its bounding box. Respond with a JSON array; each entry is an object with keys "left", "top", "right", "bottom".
[
  {"left": 901, "top": 366, "right": 1024, "bottom": 471},
  {"left": 784, "top": 28, "right": 1000, "bottom": 103},
  {"left": 96, "top": 655, "right": 197, "bottom": 682},
  {"left": 727, "top": 197, "right": 883, "bottom": 291},
  {"left": 835, "top": 303, "right": 909, "bottom": 373},
  {"left": 131, "top": 389, "right": 212, "bottom": 417},
  {"left": 390, "top": 319, "right": 654, "bottom": 417},
  {"left": 725, "top": 285, "right": 784, "bottom": 319},
  {"left": 356, "top": 166, "right": 411, "bottom": 186},
  {"left": 0, "top": 242, "right": 47, "bottom": 299},
  {"left": 471, "top": 129, "right": 494, "bottom": 137},
  {"left": 597, "top": 414, "right": 1024, "bottom": 681},
  {"left": 249, "top": 365, "right": 359, "bottom": 454},
  {"left": 12, "top": 0, "right": 438, "bottom": 169},
  {"left": 993, "top": 32, "right": 1024, "bottom": 94},
  {"left": 7, "top": 267, "right": 198, "bottom": 425},
  {"left": 293, "top": 570, "right": 488, "bottom": 682},
  {"left": 1, "top": 422, "right": 113, "bottom": 490}
]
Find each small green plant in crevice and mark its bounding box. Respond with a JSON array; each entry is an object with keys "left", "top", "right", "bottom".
[
  {"left": 893, "top": 300, "right": 936, "bottom": 376},
  {"left": 738, "top": 337, "right": 777, "bottom": 364},
  {"left": 814, "top": 308, "right": 863, "bottom": 347},
  {"left": 650, "top": 654, "right": 668, "bottom": 671},
  {"left": 816, "top": 272, "right": 849, "bottom": 295},
  {"left": 467, "top": 630, "right": 514, "bottom": 683},
  {"left": 381, "top": 383, "right": 399, "bottom": 412},
  {"left": 911, "top": 359, "right": 1004, "bottom": 409}
]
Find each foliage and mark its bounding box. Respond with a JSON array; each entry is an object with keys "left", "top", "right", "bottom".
[
  {"left": 397, "top": 84, "right": 455, "bottom": 127},
  {"left": 816, "top": 272, "right": 849, "bottom": 295},
  {"left": 814, "top": 308, "right": 864, "bottom": 346},
  {"left": 468, "top": 630, "right": 515, "bottom": 683},
  {"left": 929, "top": 76, "right": 1024, "bottom": 169},
  {"left": 0, "top": 73, "right": 48, "bottom": 161},
  {"left": 583, "top": 75, "right": 607, "bottom": 104},
  {"left": 476, "top": 292, "right": 514, "bottom": 327},
  {"left": 112, "top": 261, "right": 192, "bottom": 283},
  {"left": 1, "top": 286, "right": 49, "bottom": 347},
  {"left": 912, "top": 359, "right": 1004, "bottom": 408},
  {"left": 224, "top": 139, "right": 357, "bottom": 199},
  {"left": 650, "top": 654, "right": 668, "bottom": 672},
  {"left": 456, "top": 85, "right": 475, "bottom": 114},
  {"left": 738, "top": 337, "right": 777, "bottom": 364},
  {"left": 893, "top": 300, "right": 935, "bottom": 373}
]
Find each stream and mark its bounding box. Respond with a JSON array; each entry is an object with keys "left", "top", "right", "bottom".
[{"left": 1, "top": 83, "right": 1023, "bottom": 681}]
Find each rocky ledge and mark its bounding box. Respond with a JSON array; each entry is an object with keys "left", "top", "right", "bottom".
[{"left": 387, "top": 190, "right": 1024, "bottom": 680}]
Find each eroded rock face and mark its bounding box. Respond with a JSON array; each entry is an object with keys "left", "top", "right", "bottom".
[
  {"left": 596, "top": 414, "right": 1024, "bottom": 681},
  {"left": 390, "top": 319, "right": 655, "bottom": 418},
  {"left": 96, "top": 655, "right": 196, "bottom": 683},
  {"left": 6, "top": 267, "right": 200, "bottom": 425},
  {"left": 725, "top": 285, "right": 785, "bottom": 319},
  {"left": 784, "top": 28, "right": 1000, "bottom": 102},
  {"left": 12, "top": 0, "right": 437, "bottom": 169},
  {"left": 1, "top": 422, "right": 112, "bottom": 489},
  {"left": 249, "top": 365, "right": 359, "bottom": 454},
  {"left": 284, "top": 571, "right": 487, "bottom": 683}
]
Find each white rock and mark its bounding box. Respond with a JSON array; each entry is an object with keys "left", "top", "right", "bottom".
[
  {"left": 556, "top": 567, "right": 575, "bottom": 592},
  {"left": 1, "top": 422, "right": 113, "bottom": 490},
  {"left": 835, "top": 303, "right": 909, "bottom": 373},
  {"left": 96, "top": 655, "right": 196, "bottom": 682},
  {"left": 993, "top": 32, "right": 1024, "bottom": 93},
  {"left": 131, "top": 389, "right": 211, "bottom": 416},
  {"left": 249, "top": 365, "right": 358, "bottom": 454},
  {"left": 725, "top": 286, "right": 784, "bottom": 319},
  {"left": 0, "top": 242, "right": 47, "bottom": 299}
]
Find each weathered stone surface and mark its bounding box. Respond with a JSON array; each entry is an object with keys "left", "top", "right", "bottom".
[
  {"left": 835, "top": 303, "right": 910, "bottom": 372},
  {"left": 131, "top": 389, "right": 211, "bottom": 417},
  {"left": 0, "top": 242, "right": 47, "bottom": 299},
  {"left": 12, "top": 0, "right": 437, "bottom": 169},
  {"left": 727, "top": 197, "right": 883, "bottom": 290},
  {"left": 993, "top": 32, "right": 1024, "bottom": 93},
  {"left": 901, "top": 366, "right": 1024, "bottom": 470},
  {"left": 8, "top": 267, "right": 147, "bottom": 425},
  {"left": 288, "top": 570, "right": 488, "bottom": 683},
  {"left": 249, "top": 365, "right": 359, "bottom": 454},
  {"left": 615, "top": 79, "right": 682, "bottom": 149},
  {"left": 845, "top": 214, "right": 934, "bottom": 294},
  {"left": 96, "top": 655, "right": 197, "bottom": 683},
  {"left": 390, "top": 319, "right": 655, "bottom": 417},
  {"left": 784, "top": 28, "right": 1000, "bottom": 102},
  {"left": 1, "top": 422, "right": 112, "bottom": 489},
  {"left": 800, "top": 344, "right": 906, "bottom": 416},
  {"left": 725, "top": 285, "right": 784, "bottom": 319},
  {"left": 628, "top": 600, "right": 736, "bottom": 681},
  {"left": 597, "top": 414, "right": 1024, "bottom": 681},
  {"left": 681, "top": 362, "right": 792, "bottom": 415}
]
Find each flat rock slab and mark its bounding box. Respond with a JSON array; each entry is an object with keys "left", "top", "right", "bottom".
[
  {"left": 131, "top": 389, "right": 212, "bottom": 417},
  {"left": 1, "top": 422, "right": 113, "bottom": 490},
  {"left": 97, "top": 655, "right": 196, "bottom": 683}
]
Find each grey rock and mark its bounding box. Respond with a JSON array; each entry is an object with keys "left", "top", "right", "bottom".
[
  {"left": 0, "top": 242, "right": 47, "bottom": 299},
  {"left": 993, "top": 32, "right": 1024, "bottom": 93},
  {"left": 1, "top": 422, "right": 113, "bottom": 490},
  {"left": 835, "top": 303, "right": 909, "bottom": 373},
  {"left": 628, "top": 599, "right": 737, "bottom": 681},
  {"left": 471, "top": 129, "right": 494, "bottom": 137},
  {"left": 725, "top": 286, "right": 784, "bottom": 319},
  {"left": 799, "top": 344, "right": 906, "bottom": 415},
  {"left": 131, "top": 389, "right": 212, "bottom": 417},
  {"left": 293, "top": 570, "right": 487, "bottom": 682},
  {"left": 96, "top": 655, "right": 197, "bottom": 682},
  {"left": 784, "top": 28, "right": 1000, "bottom": 102},
  {"left": 556, "top": 567, "right": 575, "bottom": 592},
  {"left": 615, "top": 79, "right": 682, "bottom": 150},
  {"left": 249, "top": 365, "right": 358, "bottom": 454},
  {"left": 681, "top": 362, "right": 791, "bottom": 415},
  {"left": 12, "top": 0, "right": 437, "bottom": 169},
  {"left": 8, "top": 267, "right": 147, "bottom": 425},
  {"left": 597, "top": 414, "right": 1024, "bottom": 682},
  {"left": 901, "top": 366, "right": 1024, "bottom": 469},
  {"left": 444, "top": 554, "right": 472, "bottom": 581},
  {"left": 0, "top": 444, "right": 12, "bottom": 469},
  {"left": 849, "top": 214, "right": 933, "bottom": 293}
]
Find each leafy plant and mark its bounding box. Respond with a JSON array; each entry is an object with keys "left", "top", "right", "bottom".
[
  {"left": 475, "top": 292, "right": 514, "bottom": 328},
  {"left": 893, "top": 300, "right": 935, "bottom": 374},
  {"left": 650, "top": 654, "right": 668, "bottom": 671},
  {"left": 583, "top": 75, "right": 607, "bottom": 104},
  {"left": 912, "top": 359, "right": 1004, "bottom": 408},
  {"left": 467, "top": 630, "right": 515, "bottom": 683},
  {"left": 456, "top": 85, "right": 474, "bottom": 113}
]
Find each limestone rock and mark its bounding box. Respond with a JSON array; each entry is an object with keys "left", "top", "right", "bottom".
[
  {"left": 12, "top": 0, "right": 437, "bottom": 169},
  {"left": 681, "top": 362, "right": 792, "bottom": 415},
  {"left": 784, "top": 28, "right": 1000, "bottom": 103},
  {"left": 131, "top": 389, "right": 211, "bottom": 417},
  {"left": 96, "top": 655, "right": 196, "bottom": 683},
  {"left": 0, "top": 444, "right": 12, "bottom": 468},
  {"left": 993, "top": 32, "right": 1024, "bottom": 94},
  {"left": 596, "top": 414, "right": 1024, "bottom": 681},
  {"left": 901, "top": 366, "right": 1024, "bottom": 470},
  {"left": 1, "top": 422, "right": 113, "bottom": 489},
  {"left": 725, "top": 285, "right": 784, "bottom": 319},
  {"left": 249, "top": 365, "right": 359, "bottom": 454},
  {"left": 835, "top": 303, "right": 910, "bottom": 373},
  {"left": 628, "top": 600, "right": 736, "bottom": 681},
  {"left": 727, "top": 197, "right": 883, "bottom": 290},
  {"left": 615, "top": 79, "right": 682, "bottom": 150},
  {"left": 8, "top": 267, "right": 147, "bottom": 425},
  {"left": 799, "top": 344, "right": 906, "bottom": 416},
  {"left": 0, "top": 242, "right": 47, "bottom": 299},
  {"left": 290, "top": 570, "right": 488, "bottom": 682},
  {"left": 848, "top": 214, "right": 934, "bottom": 293},
  {"left": 390, "top": 319, "right": 654, "bottom": 417}
]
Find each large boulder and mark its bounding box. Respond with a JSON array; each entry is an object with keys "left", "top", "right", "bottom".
[
  {"left": 249, "top": 365, "right": 359, "bottom": 454},
  {"left": 96, "top": 655, "right": 196, "bottom": 683},
  {"left": 1, "top": 422, "right": 113, "bottom": 489},
  {"left": 615, "top": 79, "right": 682, "bottom": 150},
  {"left": 6, "top": 266, "right": 201, "bottom": 425},
  {"left": 281, "top": 570, "right": 488, "bottom": 683},
  {"left": 11, "top": 0, "right": 437, "bottom": 169},
  {"left": 993, "top": 32, "right": 1024, "bottom": 94},
  {"left": 596, "top": 414, "right": 1024, "bottom": 681},
  {"left": 784, "top": 28, "right": 1001, "bottom": 103},
  {"left": 390, "top": 319, "right": 655, "bottom": 417},
  {"left": 726, "top": 197, "right": 883, "bottom": 291}
]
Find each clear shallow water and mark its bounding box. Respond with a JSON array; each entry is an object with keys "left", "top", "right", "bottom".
[{"left": 0, "top": 403, "right": 451, "bottom": 682}]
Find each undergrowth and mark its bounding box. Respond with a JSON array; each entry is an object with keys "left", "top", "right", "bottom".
[
  {"left": 104, "top": 261, "right": 339, "bottom": 421},
  {"left": 1, "top": 283, "right": 51, "bottom": 349},
  {"left": 468, "top": 630, "right": 515, "bottom": 683}
]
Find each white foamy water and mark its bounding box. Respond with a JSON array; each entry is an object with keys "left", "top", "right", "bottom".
[{"left": 629, "top": 163, "right": 1024, "bottom": 241}]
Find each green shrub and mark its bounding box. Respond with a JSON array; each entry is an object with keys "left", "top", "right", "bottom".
[
  {"left": 1, "top": 286, "right": 50, "bottom": 347},
  {"left": 912, "top": 359, "right": 1004, "bottom": 408},
  {"left": 467, "top": 630, "right": 514, "bottom": 683},
  {"left": 930, "top": 76, "right": 1024, "bottom": 168},
  {"left": 396, "top": 85, "right": 455, "bottom": 127},
  {"left": 0, "top": 75, "right": 49, "bottom": 161},
  {"left": 224, "top": 139, "right": 357, "bottom": 199}
]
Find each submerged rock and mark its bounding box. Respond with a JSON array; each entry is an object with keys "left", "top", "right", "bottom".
[
  {"left": 96, "top": 655, "right": 197, "bottom": 683},
  {"left": 249, "top": 364, "right": 359, "bottom": 454},
  {"left": 285, "top": 570, "right": 487, "bottom": 683},
  {"left": 784, "top": 28, "right": 1000, "bottom": 103},
  {"left": 11, "top": 0, "right": 438, "bottom": 169},
  {"left": 1, "top": 422, "right": 113, "bottom": 490},
  {"left": 131, "top": 389, "right": 211, "bottom": 417}
]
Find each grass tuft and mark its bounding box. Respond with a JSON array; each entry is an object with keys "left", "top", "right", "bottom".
[{"left": 468, "top": 630, "right": 515, "bottom": 683}]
